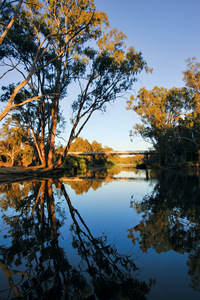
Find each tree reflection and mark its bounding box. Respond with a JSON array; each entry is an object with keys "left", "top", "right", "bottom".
[
  {"left": 127, "top": 170, "right": 200, "bottom": 291},
  {"left": 63, "top": 167, "right": 123, "bottom": 194},
  {"left": 0, "top": 178, "right": 150, "bottom": 299},
  {"left": 65, "top": 179, "right": 103, "bottom": 195}
]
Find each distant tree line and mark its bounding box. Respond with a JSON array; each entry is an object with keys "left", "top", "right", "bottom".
[
  {"left": 57, "top": 137, "right": 144, "bottom": 172},
  {"left": 0, "top": 131, "right": 143, "bottom": 168}
]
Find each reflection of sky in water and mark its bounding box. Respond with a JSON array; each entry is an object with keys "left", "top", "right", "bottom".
[
  {"left": 0, "top": 170, "right": 200, "bottom": 300},
  {"left": 114, "top": 170, "right": 148, "bottom": 178},
  {"left": 62, "top": 171, "right": 200, "bottom": 300}
]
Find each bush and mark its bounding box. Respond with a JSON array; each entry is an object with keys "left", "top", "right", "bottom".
[{"left": 64, "top": 156, "right": 89, "bottom": 173}]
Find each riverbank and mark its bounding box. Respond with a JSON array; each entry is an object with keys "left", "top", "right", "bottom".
[
  {"left": 0, "top": 166, "right": 63, "bottom": 183},
  {"left": 0, "top": 162, "right": 199, "bottom": 184}
]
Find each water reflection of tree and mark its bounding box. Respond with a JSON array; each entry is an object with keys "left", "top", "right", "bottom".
[
  {"left": 65, "top": 167, "right": 122, "bottom": 194},
  {"left": 127, "top": 170, "right": 200, "bottom": 292},
  {"left": 0, "top": 178, "right": 150, "bottom": 299},
  {"left": 0, "top": 180, "right": 33, "bottom": 210},
  {"left": 66, "top": 179, "right": 103, "bottom": 195}
]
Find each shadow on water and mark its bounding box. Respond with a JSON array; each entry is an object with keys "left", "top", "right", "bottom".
[
  {"left": 0, "top": 177, "right": 150, "bottom": 299},
  {"left": 127, "top": 169, "right": 200, "bottom": 292}
]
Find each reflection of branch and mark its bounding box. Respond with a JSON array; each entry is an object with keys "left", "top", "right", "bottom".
[
  {"left": 57, "top": 180, "right": 135, "bottom": 276},
  {"left": 0, "top": 259, "right": 37, "bottom": 298},
  {"left": 29, "top": 179, "right": 57, "bottom": 241},
  {"left": 30, "top": 181, "right": 46, "bottom": 218},
  {"left": 56, "top": 180, "right": 91, "bottom": 268},
  {"left": 128, "top": 171, "right": 200, "bottom": 257},
  {"left": 47, "top": 179, "right": 58, "bottom": 241},
  {"left": 56, "top": 179, "right": 150, "bottom": 299},
  {"left": 0, "top": 178, "right": 150, "bottom": 299}
]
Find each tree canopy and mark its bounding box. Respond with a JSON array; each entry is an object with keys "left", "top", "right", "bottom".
[{"left": 127, "top": 58, "right": 200, "bottom": 166}]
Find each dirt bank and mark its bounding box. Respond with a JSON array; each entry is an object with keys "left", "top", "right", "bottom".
[{"left": 0, "top": 166, "right": 63, "bottom": 184}]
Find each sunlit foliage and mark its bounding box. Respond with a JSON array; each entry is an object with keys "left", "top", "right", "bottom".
[{"left": 127, "top": 58, "right": 200, "bottom": 167}]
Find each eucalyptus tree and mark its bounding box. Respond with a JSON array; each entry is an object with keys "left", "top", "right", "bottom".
[
  {"left": 55, "top": 33, "right": 150, "bottom": 167},
  {"left": 127, "top": 87, "right": 188, "bottom": 165},
  {"left": 128, "top": 58, "right": 200, "bottom": 166},
  {"left": 1, "top": 0, "right": 149, "bottom": 168},
  {"left": 0, "top": 0, "right": 108, "bottom": 166}
]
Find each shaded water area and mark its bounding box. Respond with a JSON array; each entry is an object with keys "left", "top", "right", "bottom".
[{"left": 0, "top": 167, "right": 200, "bottom": 299}]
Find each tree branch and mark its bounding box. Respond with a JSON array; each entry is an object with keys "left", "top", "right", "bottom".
[{"left": 0, "top": 0, "right": 23, "bottom": 45}]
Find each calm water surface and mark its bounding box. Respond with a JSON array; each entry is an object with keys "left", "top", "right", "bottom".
[{"left": 0, "top": 168, "right": 200, "bottom": 299}]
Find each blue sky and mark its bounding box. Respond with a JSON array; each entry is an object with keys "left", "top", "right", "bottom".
[{"left": 75, "top": 0, "right": 200, "bottom": 150}]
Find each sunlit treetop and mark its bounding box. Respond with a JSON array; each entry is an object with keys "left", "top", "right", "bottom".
[
  {"left": 183, "top": 57, "right": 200, "bottom": 113},
  {"left": 183, "top": 57, "right": 200, "bottom": 93}
]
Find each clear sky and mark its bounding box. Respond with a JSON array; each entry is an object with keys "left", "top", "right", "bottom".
[{"left": 71, "top": 0, "right": 200, "bottom": 150}]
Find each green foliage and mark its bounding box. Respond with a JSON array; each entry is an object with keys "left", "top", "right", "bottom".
[
  {"left": 64, "top": 156, "right": 89, "bottom": 173},
  {"left": 61, "top": 137, "right": 143, "bottom": 172},
  {"left": 63, "top": 137, "right": 91, "bottom": 172},
  {"left": 127, "top": 67, "right": 200, "bottom": 166},
  {"left": 0, "top": 117, "right": 34, "bottom": 166}
]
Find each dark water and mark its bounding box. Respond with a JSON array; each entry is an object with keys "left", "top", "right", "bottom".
[{"left": 0, "top": 168, "right": 200, "bottom": 299}]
